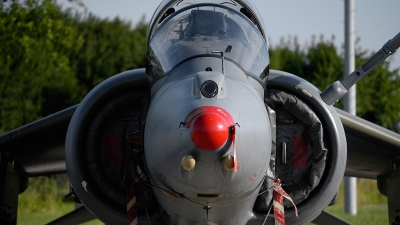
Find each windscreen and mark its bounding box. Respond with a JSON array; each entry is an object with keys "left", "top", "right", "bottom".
[{"left": 147, "top": 5, "right": 269, "bottom": 79}]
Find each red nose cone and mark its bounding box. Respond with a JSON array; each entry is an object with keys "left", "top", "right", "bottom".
[{"left": 190, "top": 112, "right": 229, "bottom": 151}]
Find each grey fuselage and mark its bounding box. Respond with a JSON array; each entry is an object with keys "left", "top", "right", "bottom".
[{"left": 145, "top": 57, "right": 272, "bottom": 224}]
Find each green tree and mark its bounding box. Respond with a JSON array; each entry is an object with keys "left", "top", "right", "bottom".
[
  {"left": 356, "top": 52, "right": 400, "bottom": 128},
  {"left": 0, "top": 0, "right": 148, "bottom": 133},
  {"left": 0, "top": 0, "right": 83, "bottom": 133},
  {"left": 269, "top": 35, "right": 400, "bottom": 130},
  {"left": 303, "top": 40, "right": 344, "bottom": 92},
  {"left": 72, "top": 16, "right": 148, "bottom": 92},
  {"left": 269, "top": 37, "right": 306, "bottom": 77}
]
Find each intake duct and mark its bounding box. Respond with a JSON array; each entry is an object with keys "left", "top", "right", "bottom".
[
  {"left": 65, "top": 69, "right": 160, "bottom": 224},
  {"left": 255, "top": 70, "right": 347, "bottom": 225}
]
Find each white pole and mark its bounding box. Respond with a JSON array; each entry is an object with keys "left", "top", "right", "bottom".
[{"left": 344, "top": 0, "right": 357, "bottom": 215}]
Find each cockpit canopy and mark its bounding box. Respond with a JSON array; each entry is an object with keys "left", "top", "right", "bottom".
[{"left": 146, "top": 1, "right": 269, "bottom": 82}]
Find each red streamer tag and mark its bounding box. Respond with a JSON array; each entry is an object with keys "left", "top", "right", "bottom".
[
  {"left": 126, "top": 186, "right": 138, "bottom": 225},
  {"left": 104, "top": 135, "right": 122, "bottom": 168},
  {"left": 273, "top": 187, "right": 285, "bottom": 225},
  {"left": 273, "top": 178, "right": 299, "bottom": 220},
  {"left": 292, "top": 136, "right": 308, "bottom": 169},
  {"left": 231, "top": 125, "right": 238, "bottom": 172}
]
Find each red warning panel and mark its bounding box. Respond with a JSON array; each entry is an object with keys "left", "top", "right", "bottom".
[
  {"left": 292, "top": 136, "right": 308, "bottom": 169},
  {"left": 104, "top": 135, "right": 122, "bottom": 168}
]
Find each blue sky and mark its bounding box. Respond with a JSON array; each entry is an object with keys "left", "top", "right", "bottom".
[{"left": 59, "top": 0, "right": 400, "bottom": 71}]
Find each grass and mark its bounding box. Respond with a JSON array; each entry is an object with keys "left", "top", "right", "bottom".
[
  {"left": 323, "top": 204, "right": 388, "bottom": 225},
  {"left": 17, "top": 177, "right": 388, "bottom": 225},
  {"left": 18, "top": 203, "right": 103, "bottom": 225},
  {"left": 308, "top": 178, "right": 388, "bottom": 225},
  {"left": 17, "top": 176, "right": 104, "bottom": 225}
]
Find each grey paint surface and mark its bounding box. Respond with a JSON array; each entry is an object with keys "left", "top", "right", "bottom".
[
  {"left": 338, "top": 108, "right": 400, "bottom": 178},
  {"left": 145, "top": 62, "right": 271, "bottom": 224}
]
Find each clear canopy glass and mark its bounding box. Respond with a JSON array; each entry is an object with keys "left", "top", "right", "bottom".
[{"left": 147, "top": 4, "right": 269, "bottom": 79}]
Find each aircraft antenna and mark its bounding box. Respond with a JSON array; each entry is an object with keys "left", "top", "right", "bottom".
[{"left": 212, "top": 45, "right": 232, "bottom": 76}]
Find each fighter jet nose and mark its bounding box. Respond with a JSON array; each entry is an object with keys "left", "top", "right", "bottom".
[{"left": 185, "top": 106, "right": 234, "bottom": 151}]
